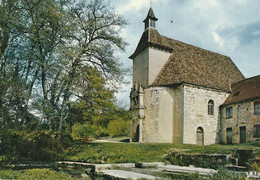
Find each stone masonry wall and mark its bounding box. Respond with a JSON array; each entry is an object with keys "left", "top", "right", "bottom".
[
  {"left": 133, "top": 47, "right": 171, "bottom": 88},
  {"left": 172, "top": 86, "right": 184, "bottom": 143},
  {"left": 148, "top": 47, "right": 171, "bottom": 86},
  {"left": 183, "top": 84, "right": 229, "bottom": 145},
  {"left": 220, "top": 98, "right": 260, "bottom": 144},
  {"left": 133, "top": 49, "right": 149, "bottom": 88},
  {"left": 142, "top": 87, "right": 175, "bottom": 143}
]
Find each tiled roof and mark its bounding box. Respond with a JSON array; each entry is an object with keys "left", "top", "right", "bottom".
[
  {"left": 129, "top": 28, "right": 173, "bottom": 59},
  {"left": 222, "top": 75, "right": 260, "bottom": 106},
  {"left": 130, "top": 28, "right": 245, "bottom": 91}
]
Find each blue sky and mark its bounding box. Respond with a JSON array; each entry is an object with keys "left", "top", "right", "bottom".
[{"left": 110, "top": 0, "right": 260, "bottom": 107}]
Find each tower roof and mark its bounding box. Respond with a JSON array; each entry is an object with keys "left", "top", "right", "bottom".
[{"left": 143, "top": 8, "right": 158, "bottom": 22}]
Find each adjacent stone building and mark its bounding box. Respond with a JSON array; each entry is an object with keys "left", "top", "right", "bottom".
[
  {"left": 129, "top": 8, "right": 249, "bottom": 145},
  {"left": 219, "top": 75, "right": 260, "bottom": 144}
]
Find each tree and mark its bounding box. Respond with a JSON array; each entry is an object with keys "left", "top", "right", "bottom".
[
  {"left": 55, "top": 0, "right": 127, "bottom": 132},
  {"left": 67, "top": 67, "right": 130, "bottom": 138},
  {"left": 0, "top": 0, "right": 128, "bottom": 133}
]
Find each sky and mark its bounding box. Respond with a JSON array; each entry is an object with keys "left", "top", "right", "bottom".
[{"left": 110, "top": 0, "right": 260, "bottom": 108}]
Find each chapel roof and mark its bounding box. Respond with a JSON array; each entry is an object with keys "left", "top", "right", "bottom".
[
  {"left": 222, "top": 75, "right": 260, "bottom": 106},
  {"left": 130, "top": 28, "right": 245, "bottom": 91}
]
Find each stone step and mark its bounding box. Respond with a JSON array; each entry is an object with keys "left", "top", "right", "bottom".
[{"left": 99, "top": 169, "right": 157, "bottom": 180}]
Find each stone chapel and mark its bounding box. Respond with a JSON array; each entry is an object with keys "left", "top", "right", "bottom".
[{"left": 129, "top": 8, "right": 259, "bottom": 145}]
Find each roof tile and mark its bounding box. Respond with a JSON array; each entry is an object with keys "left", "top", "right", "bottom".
[
  {"left": 130, "top": 28, "right": 245, "bottom": 91},
  {"left": 222, "top": 75, "right": 260, "bottom": 105}
]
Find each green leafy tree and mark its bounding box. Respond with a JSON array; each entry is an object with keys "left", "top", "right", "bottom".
[
  {"left": 67, "top": 67, "right": 130, "bottom": 138},
  {"left": 0, "top": 0, "right": 128, "bottom": 133}
]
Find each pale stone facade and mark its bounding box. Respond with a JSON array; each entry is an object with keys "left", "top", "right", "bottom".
[
  {"left": 129, "top": 8, "right": 256, "bottom": 145},
  {"left": 130, "top": 84, "right": 230, "bottom": 145},
  {"left": 133, "top": 47, "right": 171, "bottom": 88},
  {"left": 182, "top": 85, "right": 229, "bottom": 145}
]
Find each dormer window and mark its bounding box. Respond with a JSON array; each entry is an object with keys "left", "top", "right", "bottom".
[{"left": 234, "top": 90, "right": 242, "bottom": 96}]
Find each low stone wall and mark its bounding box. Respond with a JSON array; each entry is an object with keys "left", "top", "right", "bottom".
[
  {"left": 166, "top": 149, "right": 257, "bottom": 170},
  {"left": 165, "top": 152, "right": 231, "bottom": 169}
]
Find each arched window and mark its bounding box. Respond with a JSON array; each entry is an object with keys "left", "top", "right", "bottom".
[{"left": 208, "top": 100, "right": 214, "bottom": 115}]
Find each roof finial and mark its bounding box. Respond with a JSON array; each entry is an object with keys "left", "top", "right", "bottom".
[{"left": 150, "top": 0, "right": 152, "bottom": 8}]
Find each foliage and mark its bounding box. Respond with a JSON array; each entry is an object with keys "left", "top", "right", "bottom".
[
  {"left": 0, "top": 129, "right": 70, "bottom": 162},
  {"left": 0, "top": 168, "right": 72, "bottom": 180},
  {"left": 66, "top": 67, "right": 131, "bottom": 138},
  {"left": 250, "top": 162, "right": 260, "bottom": 171},
  {"left": 107, "top": 119, "right": 129, "bottom": 137},
  {"left": 0, "top": 0, "right": 128, "bottom": 133},
  {"left": 212, "top": 167, "right": 247, "bottom": 180},
  {"left": 71, "top": 123, "right": 103, "bottom": 140}
]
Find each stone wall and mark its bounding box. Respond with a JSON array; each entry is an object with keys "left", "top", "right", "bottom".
[
  {"left": 148, "top": 48, "right": 171, "bottom": 86},
  {"left": 165, "top": 152, "right": 230, "bottom": 169},
  {"left": 142, "top": 87, "right": 175, "bottom": 143},
  {"left": 132, "top": 47, "right": 170, "bottom": 88},
  {"left": 220, "top": 98, "right": 260, "bottom": 144},
  {"left": 133, "top": 48, "right": 149, "bottom": 88},
  {"left": 183, "top": 84, "right": 229, "bottom": 145},
  {"left": 172, "top": 86, "right": 184, "bottom": 143}
]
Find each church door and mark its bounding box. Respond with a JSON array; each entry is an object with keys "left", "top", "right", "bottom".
[{"left": 196, "top": 127, "right": 204, "bottom": 145}]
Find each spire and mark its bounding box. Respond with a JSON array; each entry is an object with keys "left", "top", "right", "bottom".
[{"left": 143, "top": 8, "right": 158, "bottom": 30}]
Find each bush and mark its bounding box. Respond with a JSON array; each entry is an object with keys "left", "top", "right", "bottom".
[
  {"left": 71, "top": 123, "right": 102, "bottom": 140},
  {"left": 107, "top": 119, "right": 129, "bottom": 137},
  {"left": 0, "top": 129, "right": 67, "bottom": 162},
  {"left": 212, "top": 168, "right": 247, "bottom": 180},
  {"left": 0, "top": 168, "right": 72, "bottom": 179}
]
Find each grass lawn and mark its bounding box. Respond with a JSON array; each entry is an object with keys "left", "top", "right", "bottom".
[
  {"left": 65, "top": 140, "right": 260, "bottom": 164},
  {"left": 0, "top": 168, "right": 73, "bottom": 179},
  {"left": 0, "top": 141, "right": 259, "bottom": 179}
]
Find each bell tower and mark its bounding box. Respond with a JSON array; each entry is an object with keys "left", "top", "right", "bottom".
[{"left": 143, "top": 8, "right": 158, "bottom": 30}]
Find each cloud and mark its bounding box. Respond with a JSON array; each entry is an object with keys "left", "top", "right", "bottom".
[
  {"left": 212, "top": 32, "right": 225, "bottom": 47},
  {"left": 116, "top": 0, "right": 169, "bottom": 14},
  {"left": 117, "top": 0, "right": 149, "bottom": 14}
]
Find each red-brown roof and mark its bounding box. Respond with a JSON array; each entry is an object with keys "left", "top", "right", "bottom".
[
  {"left": 130, "top": 28, "right": 245, "bottom": 91},
  {"left": 222, "top": 75, "right": 260, "bottom": 106}
]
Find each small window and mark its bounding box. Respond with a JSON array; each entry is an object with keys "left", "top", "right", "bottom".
[
  {"left": 226, "top": 106, "right": 233, "bottom": 118},
  {"left": 254, "top": 101, "right": 260, "bottom": 115},
  {"left": 254, "top": 125, "right": 260, "bottom": 138},
  {"left": 208, "top": 100, "right": 214, "bottom": 115},
  {"left": 150, "top": 20, "right": 156, "bottom": 28}
]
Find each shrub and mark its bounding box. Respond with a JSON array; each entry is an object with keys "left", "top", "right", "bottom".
[
  {"left": 0, "top": 129, "right": 67, "bottom": 162},
  {"left": 0, "top": 168, "right": 72, "bottom": 179},
  {"left": 212, "top": 168, "right": 247, "bottom": 180},
  {"left": 71, "top": 123, "right": 102, "bottom": 140},
  {"left": 107, "top": 119, "right": 129, "bottom": 137}
]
